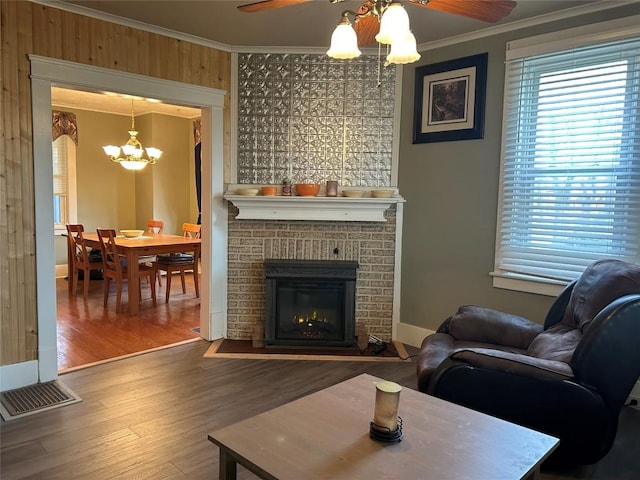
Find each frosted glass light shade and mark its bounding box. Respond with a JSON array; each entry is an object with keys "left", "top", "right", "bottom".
[
  {"left": 146, "top": 147, "right": 162, "bottom": 160},
  {"left": 327, "top": 22, "right": 361, "bottom": 59},
  {"left": 103, "top": 145, "right": 121, "bottom": 157},
  {"left": 375, "top": 3, "right": 410, "bottom": 45},
  {"left": 386, "top": 32, "right": 421, "bottom": 65},
  {"left": 119, "top": 160, "right": 148, "bottom": 171}
]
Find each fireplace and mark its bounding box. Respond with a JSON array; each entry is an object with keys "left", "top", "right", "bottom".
[{"left": 264, "top": 259, "right": 358, "bottom": 348}]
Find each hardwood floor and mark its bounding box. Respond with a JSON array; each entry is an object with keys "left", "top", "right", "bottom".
[
  {"left": 56, "top": 274, "right": 201, "bottom": 372},
  {"left": 2, "top": 341, "right": 639, "bottom": 479}
]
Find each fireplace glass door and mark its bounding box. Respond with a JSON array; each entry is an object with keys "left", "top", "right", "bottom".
[
  {"left": 265, "top": 259, "right": 358, "bottom": 348},
  {"left": 275, "top": 280, "right": 345, "bottom": 343}
]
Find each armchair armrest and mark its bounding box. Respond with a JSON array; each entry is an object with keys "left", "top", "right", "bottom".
[
  {"left": 443, "top": 305, "right": 543, "bottom": 350},
  {"left": 450, "top": 348, "right": 574, "bottom": 382}
]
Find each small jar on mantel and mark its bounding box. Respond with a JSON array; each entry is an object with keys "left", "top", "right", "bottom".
[
  {"left": 282, "top": 178, "right": 292, "bottom": 196},
  {"left": 326, "top": 180, "right": 338, "bottom": 197}
]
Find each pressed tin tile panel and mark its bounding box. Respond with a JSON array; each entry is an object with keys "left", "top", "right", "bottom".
[
  {"left": 237, "top": 53, "right": 395, "bottom": 187},
  {"left": 227, "top": 206, "right": 398, "bottom": 340}
]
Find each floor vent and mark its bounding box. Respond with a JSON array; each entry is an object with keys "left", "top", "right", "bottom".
[{"left": 0, "top": 380, "right": 81, "bottom": 421}]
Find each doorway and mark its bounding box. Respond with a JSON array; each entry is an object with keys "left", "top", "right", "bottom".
[
  {"left": 53, "top": 86, "right": 204, "bottom": 370},
  {"left": 30, "top": 55, "right": 228, "bottom": 382}
]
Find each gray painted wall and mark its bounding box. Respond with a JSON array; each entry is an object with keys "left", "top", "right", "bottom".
[{"left": 397, "top": 4, "right": 640, "bottom": 332}]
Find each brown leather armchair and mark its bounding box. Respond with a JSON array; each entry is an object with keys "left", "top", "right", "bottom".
[{"left": 416, "top": 259, "right": 640, "bottom": 468}]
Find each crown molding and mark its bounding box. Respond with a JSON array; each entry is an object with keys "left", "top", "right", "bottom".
[
  {"left": 35, "top": 1, "right": 635, "bottom": 56},
  {"left": 415, "top": 1, "right": 637, "bottom": 52},
  {"left": 34, "top": 0, "right": 233, "bottom": 52}
]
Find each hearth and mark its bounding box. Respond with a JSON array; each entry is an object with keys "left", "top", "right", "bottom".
[{"left": 264, "top": 259, "right": 358, "bottom": 348}]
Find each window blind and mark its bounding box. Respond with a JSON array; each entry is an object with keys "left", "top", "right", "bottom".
[
  {"left": 495, "top": 36, "right": 640, "bottom": 282},
  {"left": 52, "top": 136, "right": 68, "bottom": 226},
  {"left": 52, "top": 136, "right": 68, "bottom": 195}
]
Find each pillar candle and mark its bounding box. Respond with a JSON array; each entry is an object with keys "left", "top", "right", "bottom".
[{"left": 373, "top": 380, "right": 402, "bottom": 431}]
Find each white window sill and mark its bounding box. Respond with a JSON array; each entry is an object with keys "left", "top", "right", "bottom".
[{"left": 491, "top": 272, "right": 568, "bottom": 297}]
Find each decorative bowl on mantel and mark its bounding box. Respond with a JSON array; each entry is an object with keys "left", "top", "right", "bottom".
[
  {"left": 371, "top": 189, "right": 394, "bottom": 198},
  {"left": 342, "top": 190, "right": 364, "bottom": 198},
  {"left": 294, "top": 183, "right": 321, "bottom": 197}
]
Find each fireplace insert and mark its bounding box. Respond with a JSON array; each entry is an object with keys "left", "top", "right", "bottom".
[{"left": 264, "top": 259, "right": 358, "bottom": 348}]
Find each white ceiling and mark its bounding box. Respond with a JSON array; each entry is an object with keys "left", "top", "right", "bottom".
[
  {"left": 50, "top": 0, "right": 617, "bottom": 115},
  {"left": 60, "top": 0, "right": 603, "bottom": 48},
  {"left": 51, "top": 87, "right": 202, "bottom": 118}
]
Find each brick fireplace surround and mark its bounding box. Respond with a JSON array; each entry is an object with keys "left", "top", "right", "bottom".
[{"left": 226, "top": 205, "right": 399, "bottom": 342}]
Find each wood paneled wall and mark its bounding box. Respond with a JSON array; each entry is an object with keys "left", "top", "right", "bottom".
[{"left": 0, "top": 1, "right": 231, "bottom": 366}]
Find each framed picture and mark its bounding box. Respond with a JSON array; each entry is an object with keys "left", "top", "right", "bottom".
[{"left": 413, "top": 52, "right": 488, "bottom": 144}]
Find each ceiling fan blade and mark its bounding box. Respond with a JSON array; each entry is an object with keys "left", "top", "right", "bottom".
[
  {"left": 354, "top": 16, "right": 380, "bottom": 47},
  {"left": 238, "top": 0, "right": 311, "bottom": 13},
  {"left": 410, "top": 0, "right": 517, "bottom": 23}
]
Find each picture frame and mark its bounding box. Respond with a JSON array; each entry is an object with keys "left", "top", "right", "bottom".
[{"left": 413, "top": 52, "right": 488, "bottom": 144}]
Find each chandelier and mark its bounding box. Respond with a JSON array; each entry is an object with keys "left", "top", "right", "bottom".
[
  {"left": 102, "top": 100, "right": 162, "bottom": 171},
  {"left": 327, "top": 1, "right": 421, "bottom": 65}
]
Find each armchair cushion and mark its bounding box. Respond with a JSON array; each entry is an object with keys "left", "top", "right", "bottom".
[
  {"left": 445, "top": 305, "right": 543, "bottom": 349},
  {"left": 561, "top": 258, "right": 640, "bottom": 331},
  {"left": 527, "top": 323, "right": 582, "bottom": 363},
  {"left": 449, "top": 348, "right": 574, "bottom": 382}
]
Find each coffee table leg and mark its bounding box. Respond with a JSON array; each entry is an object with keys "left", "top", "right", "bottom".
[{"left": 219, "top": 447, "right": 237, "bottom": 480}]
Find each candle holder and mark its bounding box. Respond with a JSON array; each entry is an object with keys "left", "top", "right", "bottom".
[
  {"left": 370, "top": 416, "right": 403, "bottom": 443},
  {"left": 370, "top": 380, "right": 403, "bottom": 443}
]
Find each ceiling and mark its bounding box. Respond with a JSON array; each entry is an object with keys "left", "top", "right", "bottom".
[
  {"left": 61, "top": 0, "right": 603, "bottom": 48},
  {"left": 51, "top": 87, "right": 202, "bottom": 118},
  {"left": 51, "top": 0, "right": 608, "bottom": 116}
]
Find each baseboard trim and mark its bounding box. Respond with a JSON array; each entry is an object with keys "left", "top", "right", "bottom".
[
  {"left": 396, "top": 322, "right": 434, "bottom": 349},
  {"left": 55, "top": 264, "right": 68, "bottom": 279},
  {"left": 0, "top": 361, "right": 39, "bottom": 392}
]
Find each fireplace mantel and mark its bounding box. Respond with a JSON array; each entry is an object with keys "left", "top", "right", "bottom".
[{"left": 224, "top": 193, "right": 405, "bottom": 222}]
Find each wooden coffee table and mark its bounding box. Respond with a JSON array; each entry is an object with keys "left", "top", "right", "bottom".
[{"left": 208, "top": 373, "right": 558, "bottom": 480}]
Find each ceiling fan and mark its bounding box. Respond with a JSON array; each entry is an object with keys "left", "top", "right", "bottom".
[{"left": 238, "top": 0, "right": 517, "bottom": 47}]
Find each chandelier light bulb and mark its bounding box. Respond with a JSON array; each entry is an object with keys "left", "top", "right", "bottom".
[
  {"left": 375, "top": 2, "right": 411, "bottom": 45},
  {"left": 327, "top": 17, "right": 361, "bottom": 59},
  {"left": 386, "top": 31, "right": 421, "bottom": 65}
]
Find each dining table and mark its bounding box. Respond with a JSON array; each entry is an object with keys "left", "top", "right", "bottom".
[{"left": 81, "top": 232, "right": 201, "bottom": 315}]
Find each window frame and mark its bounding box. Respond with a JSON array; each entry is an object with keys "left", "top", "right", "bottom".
[
  {"left": 52, "top": 134, "right": 77, "bottom": 235},
  {"left": 492, "top": 15, "right": 640, "bottom": 296}
]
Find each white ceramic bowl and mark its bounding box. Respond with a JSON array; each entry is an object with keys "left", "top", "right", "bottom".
[
  {"left": 121, "top": 229, "right": 145, "bottom": 238},
  {"left": 342, "top": 190, "right": 364, "bottom": 198},
  {"left": 236, "top": 188, "right": 259, "bottom": 196},
  {"left": 371, "top": 189, "right": 394, "bottom": 198}
]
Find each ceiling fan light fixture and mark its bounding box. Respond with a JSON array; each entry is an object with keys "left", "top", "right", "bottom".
[
  {"left": 386, "top": 31, "right": 421, "bottom": 65},
  {"left": 375, "top": 2, "right": 410, "bottom": 45},
  {"left": 327, "top": 16, "right": 361, "bottom": 59}
]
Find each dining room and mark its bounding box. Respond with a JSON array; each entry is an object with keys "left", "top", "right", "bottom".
[{"left": 53, "top": 87, "right": 205, "bottom": 372}]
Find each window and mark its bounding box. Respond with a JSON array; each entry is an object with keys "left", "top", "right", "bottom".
[
  {"left": 52, "top": 134, "right": 77, "bottom": 234},
  {"left": 494, "top": 17, "right": 640, "bottom": 292}
]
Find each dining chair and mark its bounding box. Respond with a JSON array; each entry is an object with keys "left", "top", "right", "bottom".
[
  {"left": 154, "top": 222, "right": 201, "bottom": 303},
  {"left": 96, "top": 228, "right": 157, "bottom": 311},
  {"left": 66, "top": 224, "right": 103, "bottom": 299},
  {"left": 145, "top": 219, "right": 164, "bottom": 235},
  {"left": 140, "top": 219, "right": 165, "bottom": 283}
]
